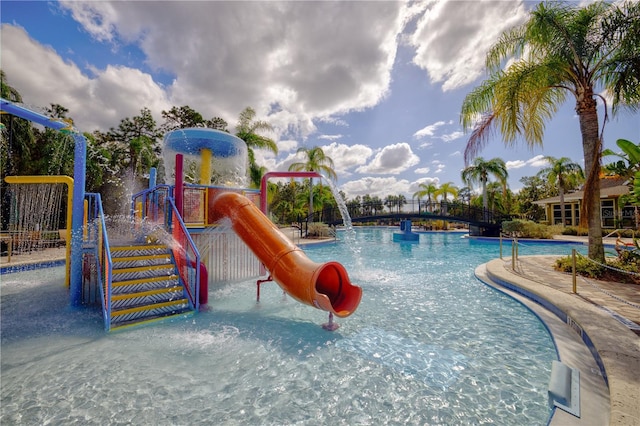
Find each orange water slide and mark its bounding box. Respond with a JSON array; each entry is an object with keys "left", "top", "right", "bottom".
[{"left": 210, "top": 192, "right": 362, "bottom": 317}]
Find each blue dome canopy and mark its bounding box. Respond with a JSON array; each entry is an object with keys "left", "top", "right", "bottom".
[{"left": 163, "top": 128, "right": 246, "bottom": 158}]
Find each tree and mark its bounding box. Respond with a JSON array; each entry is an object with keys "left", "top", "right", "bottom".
[
  {"left": 288, "top": 146, "right": 337, "bottom": 217},
  {"left": 603, "top": 139, "right": 640, "bottom": 227},
  {"left": 537, "top": 156, "right": 584, "bottom": 227},
  {"left": 110, "top": 107, "right": 161, "bottom": 180},
  {"left": 460, "top": 1, "right": 640, "bottom": 262},
  {"left": 461, "top": 157, "right": 508, "bottom": 220},
  {"left": 413, "top": 182, "right": 439, "bottom": 212},
  {"left": 160, "top": 105, "right": 228, "bottom": 133},
  {"left": 514, "top": 175, "right": 552, "bottom": 221},
  {"left": 437, "top": 182, "right": 458, "bottom": 203},
  {"left": 235, "top": 107, "right": 278, "bottom": 188},
  {"left": 0, "top": 71, "right": 35, "bottom": 179},
  {"left": 603, "top": 138, "right": 640, "bottom": 181},
  {"left": 35, "top": 104, "right": 75, "bottom": 176}
]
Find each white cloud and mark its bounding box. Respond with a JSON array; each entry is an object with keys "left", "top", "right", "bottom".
[
  {"left": 506, "top": 155, "right": 549, "bottom": 170},
  {"left": 356, "top": 143, "right": 420, "bottom": 174},
  {"left": 409, "top": 0, "right": 529, "bottom": 91},
  {"left": 276, "top": 139, "right": 299, "bottom": 153},
  {"left": 528, "top": 155, "right": 549, "bottom": 168},
  {"left": 506, "top": 160, "right": 527, "bottom": 169},
  {"left": 441, "top": 131, "right": 464, "bottom": 142},
  {"left": 414, "top": 167, "right": 431, "bottom": 174},
  {"left": 322, "top": 142, "right": 373, "bottom": 175},
  {"left": 55, "top": 1, "right": 408, "bottom": 138},
  {"left": 0, "top": 24, "right": 171, "bottom": 131},
  {"left": 340, "top": 176, "right": 412, "bottom": 200},
  {"left": 414, "top": 120, "right": 446, "bottom": 138},
  {"left": 318, "top": 134, "right": 343, "bottom": 141}
]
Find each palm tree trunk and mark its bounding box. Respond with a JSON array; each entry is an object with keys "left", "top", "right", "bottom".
[
  {"left": 577, "top": 94, "right": 604, "bottom": 262},
  {"left": 309, "top": 177, "right": 314, "bottom": 219},
  {"left": 482, "top": 178, "right": 488, "bottom": 221},
  {"left": 559, "top": 186, "right": 566, "bottom": 227}
]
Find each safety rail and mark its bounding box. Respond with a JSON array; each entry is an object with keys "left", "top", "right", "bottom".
[
  {"left": 133, "top": 185, "right": 201, "bottom": 309},
  {"left": 167, "top": 197, "right": 200, "bottom": 310},
  {"left": 84, "top": 192, "right": 114, "bottom": 331},
  {"left": 312, "top": 199, "right": 511, "bottom": 226},
  {"left": 132, "top": 185, "right": 172, "bottom": 225}
]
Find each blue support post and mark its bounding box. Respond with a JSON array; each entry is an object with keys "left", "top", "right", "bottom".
[{"left": 70, "top": 133, "right": 87, "bottom": 307}]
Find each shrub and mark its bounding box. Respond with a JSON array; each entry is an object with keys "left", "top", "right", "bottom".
[
  {"left": 560, "top": 226, "right": 589, "bottom": 236},
  {"left": 306, "top": 222, "right": 331, "bottom": 238},
  {"left": 502, "top": 219, "right": 553, "bottom": 239},
  {"left": 555, "top": 255, "right": 604, "bottom": 278}
]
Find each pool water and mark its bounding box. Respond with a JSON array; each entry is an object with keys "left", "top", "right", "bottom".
[{"left": 1, "top": 229, "right": 586, "bottom": 425}]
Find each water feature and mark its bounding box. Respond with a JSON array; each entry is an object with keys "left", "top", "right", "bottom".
[
  {"left": 5, "top": 182, "right": 66, "bottom": 252},
  {"left": 0, "top": 229, "right": 588, "bottom": 424}
]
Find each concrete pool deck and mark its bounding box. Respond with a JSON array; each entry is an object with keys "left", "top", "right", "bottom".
[{"left": 483, "top": 252, "right": 640, "bottom": 426}]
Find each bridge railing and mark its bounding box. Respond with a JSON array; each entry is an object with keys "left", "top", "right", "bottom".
[{"left": 306, "top": 200, "right": 509, "bottom": 225}]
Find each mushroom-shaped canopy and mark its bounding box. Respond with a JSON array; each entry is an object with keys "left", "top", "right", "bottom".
[
  {"left": 163, "top": 128, "right": 248, "bottom": 187},
  {"left": 163, "top": 128, "right": 246, "bottom": 157}
]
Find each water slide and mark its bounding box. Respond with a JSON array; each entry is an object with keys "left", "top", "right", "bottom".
[{"left": 211, "top": 191, "right": 362, "bottom": 317}]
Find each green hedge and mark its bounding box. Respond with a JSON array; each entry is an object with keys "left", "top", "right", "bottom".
[{"left": 501, "top": 219, "right": 553, "bottom": 239}]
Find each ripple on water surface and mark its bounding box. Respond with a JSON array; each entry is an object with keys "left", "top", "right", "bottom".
[{"left": 1, "top": 229, "right": 562, "bottom": 425}]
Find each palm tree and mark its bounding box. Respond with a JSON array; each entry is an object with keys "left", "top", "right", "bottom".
[
  {"left": 603, "top": 139, "right": 640, "bottom": 228},
  {"left": 603, "top": 139, "right": 640, "bottom": 181},
  {"left": 460, "top": 1, "right": 640, "bottom": 262},
  {"left": 413, "top": 182, "right": 439, "bottom": 213},
  {"left": 436, "top": 182, "right": 458, "bottom": 222},
  {"left": 235, "top": 107, "right": 278, "bottom": 188},
  {"left": 288, "top": 146, "right": 337, "bottom": 217},
  {"left": 538, "top": 156, "right": 584, "bottom": 227},
  {"left": 461, "top": 157, "right": 508, "bottom": 220},
  {"left": 437, "top": 182, "right": 458, "bottom": 203}
]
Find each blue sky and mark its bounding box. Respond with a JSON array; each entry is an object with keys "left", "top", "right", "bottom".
[{"left": 1, "top": 1, "right": 638, "bottom": 200}]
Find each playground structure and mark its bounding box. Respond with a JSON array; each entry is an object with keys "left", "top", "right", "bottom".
[{"left": 1, "top": 99, "right": 361, "bottom": 331}]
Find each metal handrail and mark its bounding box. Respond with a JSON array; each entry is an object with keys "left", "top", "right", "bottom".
[
  {"left": 84, "top": 193, "right": 113, "bottom": 331},
  {"left": 133, "top": 185, "right": 202, "bottom": 309},
  {"left": 166, "top": 197, "right": 200, "bottom": 310}
]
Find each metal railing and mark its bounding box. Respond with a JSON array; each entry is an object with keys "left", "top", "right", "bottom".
[
  {"left": 84, "top": 193, "right": 113, "bottom": 331},
  {"left": 309, "top": 199, "right": 510, "bottom": 226},
  {"left": 167, "top": 197, "right": 200, "bottom": 310},
  {"left": 133, "top": 185, "right": 202, "bottom": 310},
  {"left": 132, "top": 185, "right": 172, "bottom": 225}
]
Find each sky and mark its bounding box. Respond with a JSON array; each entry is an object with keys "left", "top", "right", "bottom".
[{"left": 1, "top": 0, "right": 638, "bottom": 201}]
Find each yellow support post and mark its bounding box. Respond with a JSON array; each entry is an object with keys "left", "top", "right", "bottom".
[
  {"left": 200, "top": 148, "right": 212, "bottom": 225},
  {"left": 4, "top": 175, "right": 74, "bottom": 288},
  {"left": 200, "top": 148, "right": 212, "bottom": 185},
  {"left": 572, "top": 249, "right": 577, "bottom": 294},
  {"left": 84, "top": 199, "right": 89, "bottom": 241}
]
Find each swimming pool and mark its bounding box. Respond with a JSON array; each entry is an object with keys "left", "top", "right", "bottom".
[{"left": 1, "top": 228, "right": 587, "bottom": 425}]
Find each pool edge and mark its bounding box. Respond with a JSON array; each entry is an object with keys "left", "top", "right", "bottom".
[{"left": 482, "top": 257, "right": 640, "bottom": 426}]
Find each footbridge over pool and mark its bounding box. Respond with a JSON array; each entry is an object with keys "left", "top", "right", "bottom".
[{"left": 308, "top": 200, "right": 510, "bottom": 237}]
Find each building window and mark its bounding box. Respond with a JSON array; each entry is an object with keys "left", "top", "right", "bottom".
[
  {"left": 621, "top": 204, "right": 636, "bottom": 228},
  {"left": 601, "top": 199, "right": 615, "bottom": 228},
  {"left": 552, "top": 205, "right": 562, "bottom": 225},
  {"left": 552, "top": 203, "right": 578, "bottom": 226}
]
